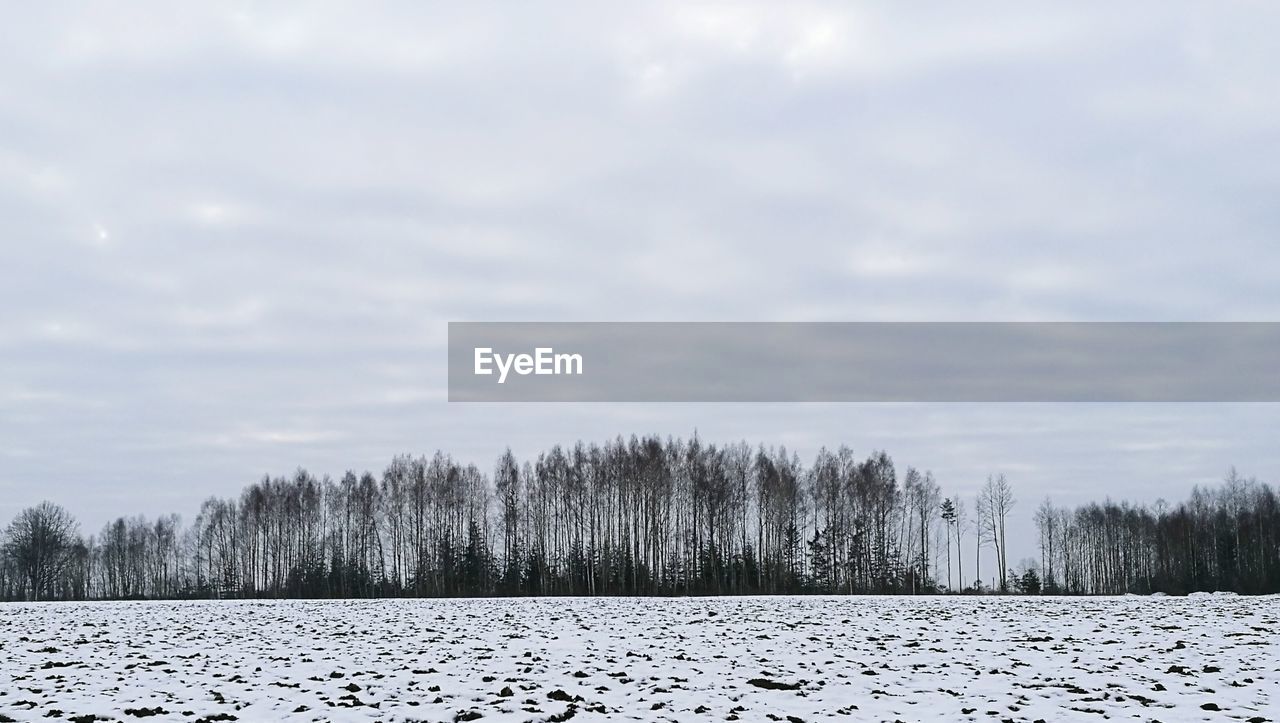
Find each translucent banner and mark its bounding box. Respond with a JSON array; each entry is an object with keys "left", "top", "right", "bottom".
[{"left": 447, "top": 322, "right": 1280, "bottom": 402}]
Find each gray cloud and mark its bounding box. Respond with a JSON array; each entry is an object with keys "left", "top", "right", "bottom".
[{"left": 2, "top": 1, "right": 1280, "bottom": 565}]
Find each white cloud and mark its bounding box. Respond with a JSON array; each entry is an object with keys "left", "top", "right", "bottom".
[
  {"left": 1, "top": 0, "right": 1279, "bottom": 561},
  {"left": 847, "top": 243, "right": 938, "bottom": 278}
]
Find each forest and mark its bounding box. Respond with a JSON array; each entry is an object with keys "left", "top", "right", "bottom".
[{"left": 2, "top": 435, "right": 1277, "bottom": 601}]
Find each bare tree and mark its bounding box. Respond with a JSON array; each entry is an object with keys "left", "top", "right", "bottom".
[
  {"left": 979, "top": 474, "right": 1015, "bottom": 592},
  {"left": 495, "top": 448, "right": 522, "bottom": 591},
  {"left": 3, "top": 502, "right": 80, "bottom": 601},
  {"left": 1034, "top": 498, "right": 1058, "bottom": 592},
  {"left": 904, "top": 469, "right": 940, "bottom": 592},
  {"left": 952, "top": 497, "right": 967, "bottom": 591},
  {"left": 973, "top": 492, "right": 990, "bottom": 591}
]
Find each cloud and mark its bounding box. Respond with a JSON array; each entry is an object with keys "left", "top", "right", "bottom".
[{"left": 1, "top": 0, "right": 1279, "bottom": 567}]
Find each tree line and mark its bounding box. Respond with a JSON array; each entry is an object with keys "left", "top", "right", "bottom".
[
  {"left": 0, "top": 435, "right": 1274, "bottom": 601},
  {"left": 1033, "top": 467, "right": 1280, "bottom": 595}
]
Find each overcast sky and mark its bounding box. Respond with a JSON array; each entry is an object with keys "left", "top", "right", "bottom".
[{"left": 3, "top": 2, "right": 1279, "bottom": 564}]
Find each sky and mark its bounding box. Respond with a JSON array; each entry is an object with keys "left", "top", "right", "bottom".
[{"left": 3, "top": 1, "right": 1280, "bottom": 565}]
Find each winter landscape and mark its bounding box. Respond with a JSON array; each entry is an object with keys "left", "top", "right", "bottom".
[
  {"left": 6, "top": 1, "right": 1280, "bottom": 722},
  {"left": 2, "top": 595, "right": 1275, "bottom": 723}
]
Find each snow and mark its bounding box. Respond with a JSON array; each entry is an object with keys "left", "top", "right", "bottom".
[{"left": 1, "top": 596, "right": 1275, "bottom": 722}]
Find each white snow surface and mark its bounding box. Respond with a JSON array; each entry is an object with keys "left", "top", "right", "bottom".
[{"left": 1, "top": 596, "right": 1276, "bottom": 722}]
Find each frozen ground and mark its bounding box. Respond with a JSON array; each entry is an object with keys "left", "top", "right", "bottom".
[{"left": 0, "top": 596, "right": 1275, "bottom": 722}]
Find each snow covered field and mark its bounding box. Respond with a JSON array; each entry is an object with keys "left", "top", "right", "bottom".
[{"left": 1, "top": 596, "right": 1275, "bottom": 722}]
